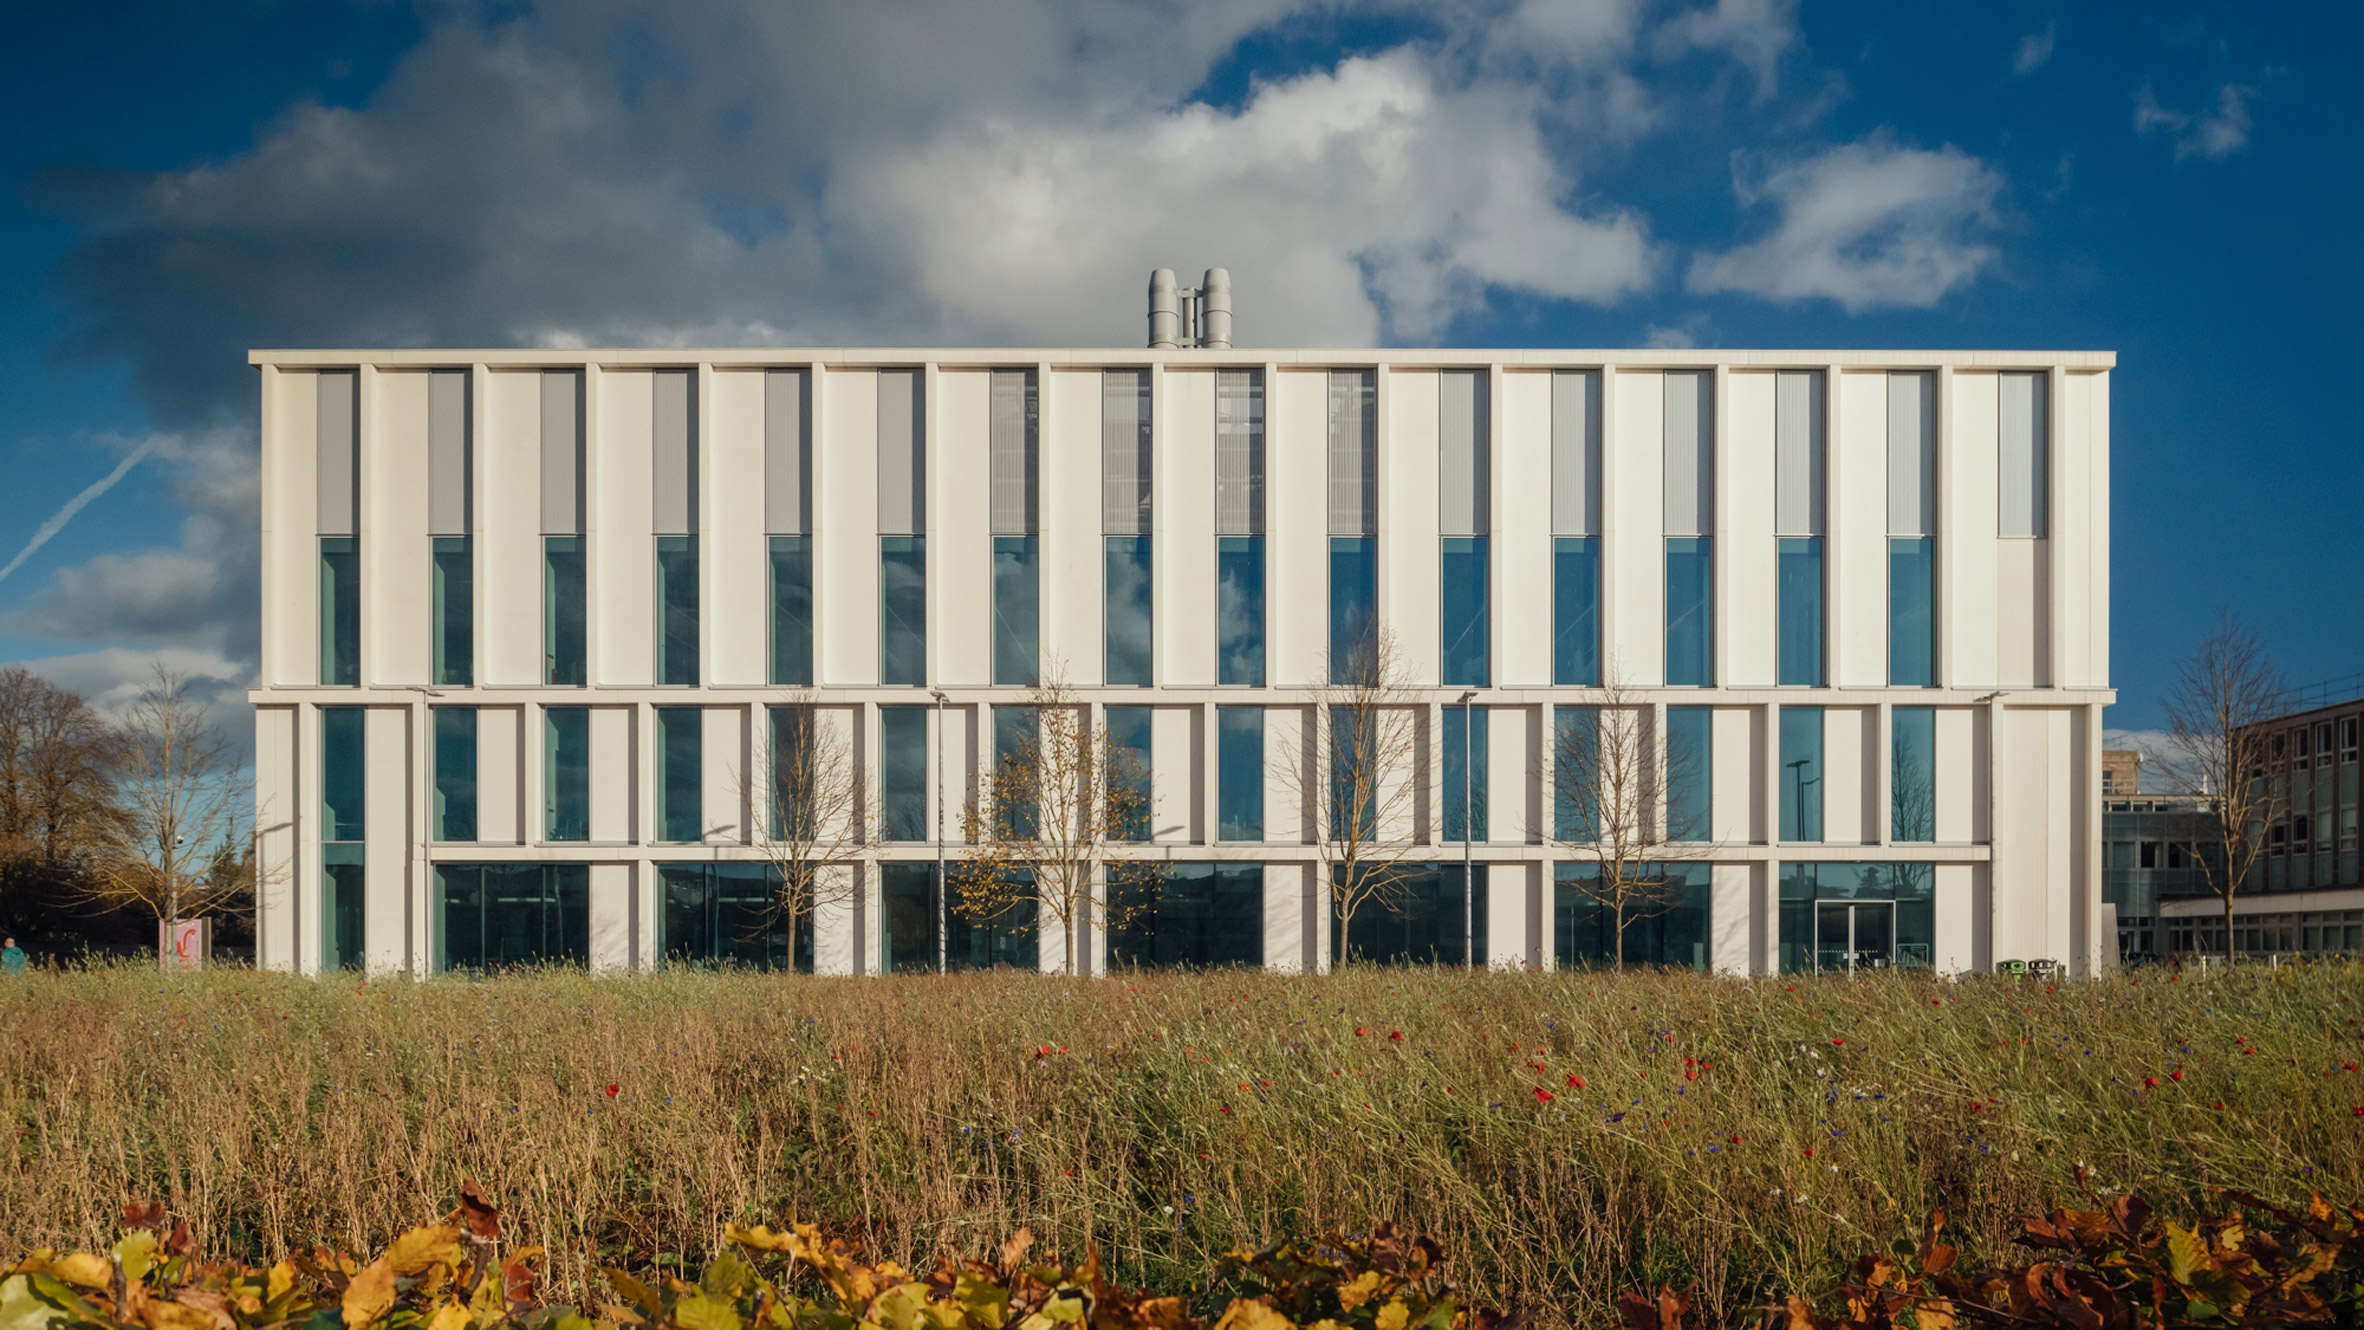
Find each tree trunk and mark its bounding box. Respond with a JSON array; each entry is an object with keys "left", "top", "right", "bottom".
[
  {"left": 1613, "top": 896, "right": 1625, "bottom": 973},
  {"left": 2224, "top": 890, "right": 2236, "bottom": 968}
]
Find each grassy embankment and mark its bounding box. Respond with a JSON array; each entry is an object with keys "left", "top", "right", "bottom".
[{"left": 2, "top": 962, "right": 2357, "bottom": 1323}]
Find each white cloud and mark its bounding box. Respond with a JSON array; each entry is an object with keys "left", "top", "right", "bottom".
[
  {"left": 2133, "top": 81, "right": 2257, "bottom": 161},
  {"left": 1654, "top": 0, "right": 1799, "bottom": 101},
  {"left": 1686, "top": 134, "right": 2004, "bottom": 311},
  {"left": 2011, "top": 20, "right": 2055, "bottom": 76},
  {"left": 21, "top": 646, "right": 256, "bottom": 762}
]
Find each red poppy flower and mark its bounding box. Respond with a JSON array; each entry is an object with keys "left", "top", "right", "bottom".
[
  {"left": 1534, "top": 1087, "right": 1554, "bottom": 1103},
  {"left": 1566, "top": 1074, "right": 1586, "bottom": 1089},
  {"left": 1685, "top": 1070, "right": 1697, "bottom": 1081},
  {"left": 1969, "top": 1103, "right": 1982, "bottom": 1114},
  {"left": 605, "top": 1083, "right": 620, "bottom": 1098},
  {"left": 1037, "top": 1045, "right": 1051, "bottom": 1058},
  {"left": 2142, "top": 1077, "right": 2158, "bottom": 1090},
  {"left": 2354, "top": 1106, "right": 2364, "bottom": 1117},
  {"left": 1355, "top": 1026, "right": 1368, "bottom": 1036},
  {"left": 1388, "top": 1031, "right": 1405, "bottom": 1042},
  {"left": 2170, "top": 1070, "right": 2183, "bottom": 1082},
  {"left": 1220, "top": 1105, "right": 1233, "bottom": 1115},
  {"left": 1803, "top": 1148, "right": 1814, "bottom": 1158},
  {"left": 1728, "top": 1134, "right": 1743, "bottom": 1144},
  {"left": 1832, "top": 1038, "right": 1844, "bottom": 1047}
]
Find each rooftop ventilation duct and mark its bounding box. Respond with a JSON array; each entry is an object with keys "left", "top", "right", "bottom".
[{"left": 1147, "top": 268, "right": 1232, "bottom": 348}]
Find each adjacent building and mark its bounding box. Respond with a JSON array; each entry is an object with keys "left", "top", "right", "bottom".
[{"left": 249, "top": 313, "right": 2116, "bottom": 977}]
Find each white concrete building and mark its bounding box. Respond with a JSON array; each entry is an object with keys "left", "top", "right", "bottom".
[{"left": 248, "top": 328, "right": 2115, "bottom": 978}]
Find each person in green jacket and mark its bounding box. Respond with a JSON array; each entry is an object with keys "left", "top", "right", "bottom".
[{"left": 0, "top": 937, "right": 25, "bottom": 976}]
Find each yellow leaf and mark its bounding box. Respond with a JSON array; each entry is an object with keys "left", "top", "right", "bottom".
[
  {"left": 1373, "top": 1300, "right": 1409, "bottom": 1330},
  {"left": 1, "top": 1274, "right": 79, "bottom": 1330},
  {"left": 136, "top": 1302, "right": 214, "bottom": 1330},
  {"left": 114, "top": 1233, "right": 159, "bottom": 1285},
  {"left": 726, "top": 1226, "right": 797, "bottom": 1255},
  {"left": 266, "top": 1262, "right": 296, "bottom": 1304},
  {"left": 671, "top": 1291, "right": 742, "bottom": 1330},
  {"left": 1335, "top": 1271, "right": 1383, "bottom": 1312},
  {"left": 1211, "top": 1301, "right": 1293, "bottom": 1330},
  {"left": 867, "top": 1284, "right": 929, "bottom": 1330},
  {"left": 45, "top": 1257, "right": 109, "bottom": 1292},
  {"left": 342, "top": 1260, "right": 398, "bottom": 1330},
  {"left": 385, "top": 1227, "right": 463, "bottom": 1278},
  {"left": 951, "top": 1272, "right": 1009, "bottom": 1330},
  {"left": 426, "top": 1302, "right": 472, "bottom": 1330}
]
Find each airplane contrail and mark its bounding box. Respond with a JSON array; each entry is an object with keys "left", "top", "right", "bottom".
[{"left": 0, "top": 438, "right": 161, "bottom": 588}]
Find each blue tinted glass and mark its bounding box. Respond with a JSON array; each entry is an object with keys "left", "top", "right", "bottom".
[
  {"left": 544, "top": 706, "right": 590, "bottom": 841},
  {"left": 1665, "top": 537, "right": 1713, "bottom": 686},
  {"left": 1443, "top": 706, "right": 1489, "bottom": 842},
  {"left": 1218, "top": 707, "right": 1264, "bottom": 841},
  {"left": 658, "top": 707, "right": 703, "bottom": 842},
  {"left": 656, "top": 535, "right": 699, "bottom": 685},
  {"left": 322, "top": 707, "right": 365, "bottom": 842},
  {"left": 1779, "top": 706, "right": 1824, "bottom": 842},
  {"left": 1329, "top": 537, "right": 1377, "bottom": 682},
  {"left": 324, "top": 863, "right": 366, "bottom": 971},
  {"left": 1440, "top": 537, "right": 1489, "bottom": 687},
  {"left": 1553, "top": 706, "right": 1597, "bottom": 841},
  {"left": 1667, "top": 706, "right": 1712, "bottom": 842},
  {"left": 543, "top": 536, "right": 586, "bottom": 686},
  {"left": 1554, "top": 863, "right": 1710, "bottom": 969},
  {"left": 1329, "top": 704, "right": 1372, "bottom": 841},
  {"left": 994, "top": 706, "right": 1037, "bottom": 837},
  {"left": 434, "top": 707, "right": 477, "bottom": 843},
  {"left": 994, "top": 536, "right": 1039, "bottom": 686},
  {"left": 433, "top": 537, "right": 472, "bottom": 687},
  {"left": 1218, "top": 536, "right": 1265, "bottom": 685},
  {"left": 880, "top": 537, "right": 927, "bottom": 686},
  {"left": 1889, "top": 537, "right": 1933, "bottom": 687},
  {"left": 769, "top": 536, "right": 813, "bottom": 686},
  {"left": 1777, "top": 536, "right": 1823, "bottom": 686},
  {"left": 1105, "top": 705, "right": 1152, "bottom": 841},
  {"left": 1108, "top": 862, "right": 1263, "bottom": 969},
  {"left": 1553, "top": 537, "right": 1600, "bottom": 687},
  {"left": 320, "top": 537, "right": 359, "bottom": 686},
  {"left": 1893, "top": 706, "right": 1937, "bottom": 842},
  {"left": 1105, "top": 536, "right": 1153, "bottom": 686},
  {"left": 879, "top": 706, "right": 929, "bottom": 842}
]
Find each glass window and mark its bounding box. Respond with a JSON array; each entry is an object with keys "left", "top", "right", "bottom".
[
  {"left": 320, "top": 537, "right": 359, "bottom": 686},
  {"left": 433, "top": 707, "right": 477, "bottom": 843},
  {"left": 879, "top": 706, "right": 929, "bottom": 843},
  {"left": 543, "top": 536, "right": 586, "bottom": 687},
  {"left": 321, "top": 707, "right": 366, "bottom": 843},
  {"left": 1554, "top": 706, "right": 1597, "bottom": 842},
  {"left": 1892, "top": 707, "right": 1936, "bottom": 843},
  {"left": 767, "top": 704, "right": 815, "bottom": 841},
  {"left": 1778, "top": 862, "right": 1934, "bottom": 973},
  {"left": 1108, "top": 863, "right": 1262, "bottom": 968},
  {"left": 657, "top": 707, "right": 702, "bottom": 842},
  {"left": 880, "top": 863, "right": 938, "bottom": 974},
  {"left": 948, "top": 869, "right": 1038, "bottom": 970},
  {"left": 323, "top": 858, "right": 365, "bottom": 973},
  {"left": 1329, "top": 536, "right": 1377, "bottom": 682},
  {"left": 655, "top": 535, "right": 699, "bottom": 685},
  {"left": 1667, "top": 706, "right": 1712, "bottom": 842},
  {"left": 1554, "top": 863, "right": 1709, "bottom": 970},
  {"left": 1889, "top": 537, "right": 1933, "bottom": 687},
  {"left": 1338, "top": 864, "right": 1484, "bottom": 967},
  {"left": 1443, "top": 706, "right": 1488, "bottom": 843},
  {"left": 1553, "top": 536, "right": 1601, "bottom": 687},
  {"left": 769, "top": 536, "right": 812, "bottom": 687},
  {"left": 432, "top": 537, "right": 472, "bottom": 686},
  {"left": 993, "top": 706, "right": 1037, "bottom": 837},
  {"left": 994, "top": 536, "right": 1039, "bottom": 687},
  {"left": 1218, "top": 536, "right": 1265, "bottom": 686},
  {"left": 880, "top": 536, "right": 927, "bottom": 686},
  {"left": 1105, "top": 705, "right": 1152, "bottom": 842},
  {"left": 1105, "top": 536, "right": 1153, "bottom": 686},
  {"left": 1777, "top": 536, "right": 1823, "bottom": 686},
  {"left": 1218, "top": 707, "right": 1264, "bottom": 842},
  {"left": 1780, "top": 706, "right": 1824, "bottom": 843},
  {"left": 660, "top": 862, "right": 806, "bottom": 972},
  {"left": 1665, "top": 537, "right": 1713, "bottom": 687},
  {"left": 437, "top": 864, "right": 589, "bottom": 972},
  {"left": 1440, "top": 537, "right": 1489, "bottom": 687},
  {"left": 544, "top": 706, "right": 590, "bottom": 842}
]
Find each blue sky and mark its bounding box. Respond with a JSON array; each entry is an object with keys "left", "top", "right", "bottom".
[{"left": 0, "top": 0, "right": 2354, "bottom": 734}]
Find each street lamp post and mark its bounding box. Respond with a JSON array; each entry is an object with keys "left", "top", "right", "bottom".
[
  {"left": 932, "top": 690, "right": 949, "bottom": 975},
  {"left": 1456, "top": 690, "right": 1477, "bottom": 971}
]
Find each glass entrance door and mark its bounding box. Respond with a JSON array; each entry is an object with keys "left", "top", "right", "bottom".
[{"left": 1815, "top": 901, "right": 1894, "bottom": 974}]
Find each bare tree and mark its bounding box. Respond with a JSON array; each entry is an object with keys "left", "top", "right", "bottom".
[
  {"left": 740, "top": 695, "right": 873, "bottom": 971},
  {"left": 1271, "top": 629, "right": 1426, "bottom": 968},
  {"left": 83, "top": 667, "right": 249, "bottom": 949},
  {"left": 0, "top": 666, "right": 119, "bottom": 933},
  {"left": 2153, "top": 611, "right": 2287, "bottom": 966},
  {"left": 1551, "top": 662, "right": 1709, "bottom": 971},
  {"left": 951, "top": 666, "right": 1157, "bottom": 975}
]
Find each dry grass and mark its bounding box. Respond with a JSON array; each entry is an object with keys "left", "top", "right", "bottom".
[{"left": 2, "top": 961, "right": 2358, "bottom": 1323}]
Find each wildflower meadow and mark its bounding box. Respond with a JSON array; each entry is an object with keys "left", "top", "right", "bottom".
[{"left": 2, "top": 961, "right": 2358, "bottom": 1324}]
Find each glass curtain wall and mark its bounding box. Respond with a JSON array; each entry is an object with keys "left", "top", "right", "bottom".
[
  {"left": 660, "top": 862, "right": 807, "bottom": 972},
  {"left": 1329, "top": 538, "right": 1377, "bottom": 680},
  {"left": 1889, "top": 539, "right": 1934, "bottom": 687},
  {"left": 656, "top": 536, "right": 699, "bottom": 685},
  {"left": 994, "top": 537, "right": 1040, "bottom": 686},
  {"left": 657, "top": 707, "right": 702, "bottom": 843},
  {"left": 879, "top": 706, "right": 929, "bottom": 842},
  {"left": 1217, "top": 707, "right": 1264, "bottom": 841},
  {"left": 1665, "top": 538, "right": 1713, "bottom": 686},
  {"left": 1108, "top": 864, "right": 1262, "bottom": 968},
  {"left": 1554, "top": 863, "right": 1709, "bottom": 969},
  {"left": 993, "top": 707, "right": 1037, "bottom": 837},
  {"left": 1105, "top": 537, "right": 1152, "bottom": 686},
  {"left": 1440, "top": 538, "right": 1489, "bottom": 686},
  {"left": 1892, "top": 707, "right": 1937, "bottom": 842},
  {"left": 433, "top": 707, "right": 477, "bottom": 842},
  {"left": 949, "top": 870, "right": 1038, "bottom": 970},
  {"left": 1780, "top": 707, "right": 1825, "bottom": 842},
  {"left": 1777, "top": 538, "right": 1824, "bottom": 685},
  {"left": 769, "top": 536, "right": 813, "bottom": 685},
  {"left": 1778, "top": 863, "right": 1934, "bottom": 973},
  {"left": 436, "top": 864, "right": 589, "bottom": 971},
  {"left": 320, "top": 538, "right": 359, "bottom": 686},
  {"left": 1443, "top": 706, "right": 1488, "bottom": 843},
  {"left": 432, "top": 537, "right": 472, "bottom": 685},
  {"left": 880, "top": 863, "right": 939, "bottom": 974},
  {"left": 1218, "top": 538, "right": 1264, "bottom": 685},
  {"left": 880, "top": 537, "right": 927, "bottom": 686},
  {"left": 543, "top": 536, "right": 586, "bottom": 686},
  {"left": 1105, "top": 706, "right": 1152, "bottom": 842},
  {"left": 1554, "top": 706, "right": 1598, "bottom": 841},
  {"left": 1553, "top": 537, "right": 1601, "bottom": 686},
  {"left": 321, "top": 707, "right": 366, "bottom": 971},
  {"left": 544, "top": 707, "right": 590, "bottom": 841},
  {"left": 1338, "top": 865, "right": 1484, "bottom": 967},
  {"left": 1666, "top": 706, "right": 1712, "bottom": 842}
]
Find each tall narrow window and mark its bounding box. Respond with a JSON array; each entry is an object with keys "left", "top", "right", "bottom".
[
  {"left": 766, "top": 704, "right": 815, "bottom": 841},
  {"left": 428, "top": 368, "right": 472, "bottom": 687},
  {"left": 433, "top": 707, "right": 477, "bottom": 843},
  {"left": 1552, "top": 370, "right": 1603, "bottom": 687},
  {"left": 878, "top": 368, "right": 926, "bottom": 686},
  {"left": 1893, "top": 707, "right": 1936, "bottom": 842},
  {"left": 1105, "top": 369, "right": 1152, "bottom": 686},
  {"left": 1667, "top": 706, "right": 1712, "bottom": 842},
  {"left": 1444, "top": 705, "right": 1489, "bottom": 843},
  {"left": 1329, "top": 370, "right": 1377, "bottom": 682},
  {"left": 1888, "top": 371, "right": 1936, "bottom": 687},
  {"left": 1439, "top": 369, "right": 1489, "bottom": 688},
  {"left": 880, "top": 862, "right": 940, "bottom": 973},
  {"left": 1554, "top": 706, "right": 1598, "bottom": 841},
  {"left": 1217, "top": 370, "right": 1265, "bottom": 686},
  {"left": 657, "top": 706, "right": 702, "bottom": 843},
  {"left": 1665, "top": 370, "right": 1715, "bottom": 687},
  {"left": 991, "top": 369, "right": 1039, "bottom": 687},
  {"left": 543, "top": 537, "right": 586, "bottom": 686},
  {"left": 1105, "top": 705, "right": 1152, "bottom": 842},
  {"left": 767, "top": 369, "right": 813, "bottom": 686},
  {"left": 655, "top": 536, "right": 699, "bottom": 685},
  {"left": 321, "top": 706, "right": 365, "bottom": 972},
  {"left": 544, "top": 706, "right": 589, "bottom": 842},
  {"left": 879, "top": 706, "right": 929, "bottom": 842},
  {"left": 1553, "top": 538, "right": 1601, "bottom": 687},
  {"left": 320, "top": 538, "right": 359, "bottom": 686},
  {"left": 1774, "top": 370, "right": 1825, "bottom": 687},
  {"left": 1999, "top": 371, "right": 2049, "bottom": 538},
  {"left": 994, "top": 706, "right": 1037, "bottom": 838},
  {"left": 1218, "top": 707, "right": 1264, "bottom": 841},
  {"left": 1779, "top": 707, "right": 1824, "bottom": 843}
]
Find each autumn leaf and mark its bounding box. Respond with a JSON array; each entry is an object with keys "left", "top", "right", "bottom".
[
  {"left": 341, "top": 1259, "right": 398, "bottom": 1330},
  {"left": 385, "top": 1225, "right": 462, "bottom": 1277}
]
